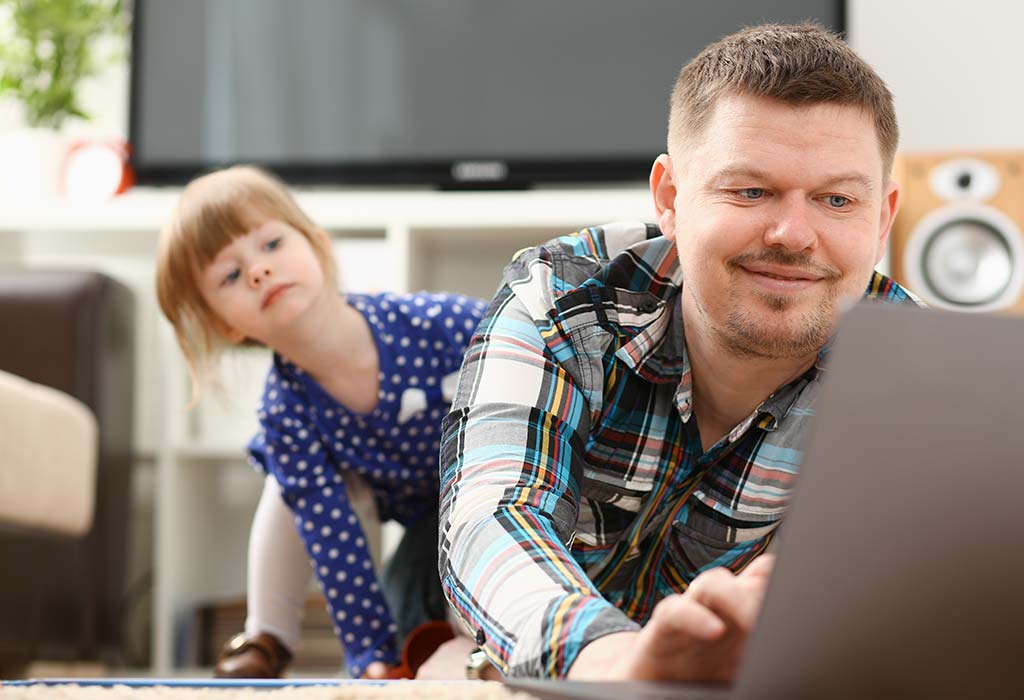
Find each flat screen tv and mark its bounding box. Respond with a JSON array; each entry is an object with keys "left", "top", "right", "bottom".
[{"left": 130, "top": 0, "right": 845, "bottom": 189}]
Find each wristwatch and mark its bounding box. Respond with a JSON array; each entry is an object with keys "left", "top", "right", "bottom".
[{"left": 465, "top": 647, "right": 491, "bottom": 680}]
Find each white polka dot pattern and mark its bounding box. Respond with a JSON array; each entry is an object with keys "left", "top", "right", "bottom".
[{"left": 246, "top": 291, "right": 487, "bottom": 677}]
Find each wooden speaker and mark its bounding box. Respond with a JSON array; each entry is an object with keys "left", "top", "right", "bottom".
[{"left": 890, "top": 152, "right": 1024, "bottom": 312}]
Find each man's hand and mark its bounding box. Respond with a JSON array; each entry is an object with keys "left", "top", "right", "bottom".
[
  {"left": 567, "top": 555, "right": 774, "bottom": 683},
  {"left": 414, "top": 635, "right": 501, "bottom": 681}
]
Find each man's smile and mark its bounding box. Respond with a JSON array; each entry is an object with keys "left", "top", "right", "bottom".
[{"left": 736, "top": 262, "right": 828, "bottom": 294}]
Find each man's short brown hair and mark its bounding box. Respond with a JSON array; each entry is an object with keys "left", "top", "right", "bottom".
[{"left": 668, "top": 23, "right": 898, "bottom": 176}]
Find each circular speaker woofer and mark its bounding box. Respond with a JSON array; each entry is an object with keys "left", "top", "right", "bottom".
[
  {"left": 920, "top": 219, "right": 1013, "bottom": 306},
  {"left": 903, "top": 205, "right": 1024, "bottom": 312}
]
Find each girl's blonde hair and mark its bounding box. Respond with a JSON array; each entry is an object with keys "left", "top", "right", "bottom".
[{"left": 155, "top": 165, "right": 337, "bottom": 404}]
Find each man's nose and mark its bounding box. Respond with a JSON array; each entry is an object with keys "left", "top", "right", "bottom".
[{"left": 764, "top": 197, "right": 819, "bottom": 252}]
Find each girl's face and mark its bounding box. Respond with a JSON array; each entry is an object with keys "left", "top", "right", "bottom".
[{"left": 199, "top": 219, "right": 327, "bottom": 344}]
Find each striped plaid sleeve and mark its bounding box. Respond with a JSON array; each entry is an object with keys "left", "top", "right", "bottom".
[{"left": 438, "top": 252, "right": 640, "bottom": 679}]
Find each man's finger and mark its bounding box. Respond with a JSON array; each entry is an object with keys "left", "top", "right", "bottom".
[
  {"left": 741, "top": 554, "right": 775, "bottom": 581},
  {"left": 648, "top": 592, "right": 727, "bottom": 643},
  {"left": 687, "top": 568, "right": 763, "bottom": 633}
]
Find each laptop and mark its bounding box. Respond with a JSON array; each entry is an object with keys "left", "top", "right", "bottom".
[{"left": 508, "top": 303, "right": 1024, "bottom": 700}]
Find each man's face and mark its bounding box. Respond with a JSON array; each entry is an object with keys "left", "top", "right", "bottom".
[{"left": 652, "top": 93, "right": 899, "bottom": 360}]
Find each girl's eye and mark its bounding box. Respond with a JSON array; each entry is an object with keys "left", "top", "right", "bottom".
[
  {"left": 265, "top": 237, "right": 281, "bottom": 251},
  {"left": 827, "top": 195, "right": 850, "bottom": 208},
  {"left": 738, "top": 188, "right": 765, "bottom": 200},
  {"left": 222, "top": 269, "right": 240, "bottom": 286}
]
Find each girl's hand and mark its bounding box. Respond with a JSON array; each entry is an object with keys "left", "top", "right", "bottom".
[{"left": 361, "top": 661, "right": 400, "bottom": 679}]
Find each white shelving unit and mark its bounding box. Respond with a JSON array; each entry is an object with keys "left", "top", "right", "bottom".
[{"left": 0, "top": 185, "right": 654, "bottom": 673}]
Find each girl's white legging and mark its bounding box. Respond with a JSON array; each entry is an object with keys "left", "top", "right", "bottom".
[{"left": 244, "top": 473, "right": 381, "bottom": 653}]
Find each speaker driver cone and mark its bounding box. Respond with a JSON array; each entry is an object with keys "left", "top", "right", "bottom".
[
  {"left": 903, "top": 204, "right": 1024, "bottom": 312},
  {"left": 921, "top": 219, "right": 1013, "bottom": 306}
]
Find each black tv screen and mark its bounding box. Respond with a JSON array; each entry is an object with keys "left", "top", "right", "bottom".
[{"left": 130, "top": 0, "right": 845, "bottom": 189}]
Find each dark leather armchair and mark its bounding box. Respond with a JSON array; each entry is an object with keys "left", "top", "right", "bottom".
[{"left": 0, "top": 269, "right": 135, "bottom": 668}]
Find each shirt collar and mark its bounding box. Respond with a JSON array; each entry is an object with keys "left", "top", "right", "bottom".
[{"left": 609, "top": 238, "right": 687, "bottom": 383}]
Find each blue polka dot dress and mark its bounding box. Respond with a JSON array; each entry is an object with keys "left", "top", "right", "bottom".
[{"left": 247, "top": 291, "right": 488, "bottom": 676}]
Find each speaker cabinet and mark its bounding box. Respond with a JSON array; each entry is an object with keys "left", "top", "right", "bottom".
[{"left": 891, "top": 152, "right": 1024, "bottom": 312}]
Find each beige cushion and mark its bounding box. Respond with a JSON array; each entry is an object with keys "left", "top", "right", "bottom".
[{"left": 0, "top": 369, "right": 98, "bottom": 536}]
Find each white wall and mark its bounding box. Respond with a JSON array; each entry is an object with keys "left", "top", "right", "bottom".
[{"left": 848, "top": 0, "right": 1024, "bottom": 150}]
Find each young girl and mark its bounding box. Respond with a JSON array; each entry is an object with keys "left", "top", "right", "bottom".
[{"left": 155, "top": 165, "right": 487, "bottom": 679}]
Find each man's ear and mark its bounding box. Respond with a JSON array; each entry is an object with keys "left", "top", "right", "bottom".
[
  {"left": 650, "top": 154, "right": 678, "bottom": 240},
  {"left": 876, "top": 177, "right": 901, "bottom": 265}
]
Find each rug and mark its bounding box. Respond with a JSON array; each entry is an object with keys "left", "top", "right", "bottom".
[{"left": 0, "top": 680, "right": 537, "bottom": 700}]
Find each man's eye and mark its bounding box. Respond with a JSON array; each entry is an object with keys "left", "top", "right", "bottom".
[
  {"left": 222, "top": 269, "right": 240, "bottom": 286},
  {"left": 827, "top": 195, "right": 850, "bottom": 208},
  {"left": 265, "top": 238, "right": 281, "bottom": 251},
  {"left": 738, "top": 188, "right": 765, "bottom": 200}
]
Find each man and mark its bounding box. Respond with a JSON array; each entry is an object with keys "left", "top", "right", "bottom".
[{"left": 433, "top": 23, "right": 921, "bottom": 682}]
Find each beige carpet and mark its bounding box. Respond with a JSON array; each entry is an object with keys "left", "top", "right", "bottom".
[{"left": 0, "top": 682, "right": 537, "bottom": 700}]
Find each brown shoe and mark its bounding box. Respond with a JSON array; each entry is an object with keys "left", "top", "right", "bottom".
[{"left": 214, "top": 632, "right": 293, "bottom": 678}]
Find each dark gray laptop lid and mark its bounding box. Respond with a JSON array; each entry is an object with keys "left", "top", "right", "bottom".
[{"left": 734, "top": 302, "right": 1024, "bottom": 700}]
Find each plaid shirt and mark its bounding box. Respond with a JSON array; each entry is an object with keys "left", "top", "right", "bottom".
[{"left": 439, "top": 222, "right": 922, "bottom": 679}]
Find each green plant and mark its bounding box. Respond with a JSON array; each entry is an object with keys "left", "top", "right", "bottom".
[{"left": 0, "top": 0, "right": 127, "bottom": 129}]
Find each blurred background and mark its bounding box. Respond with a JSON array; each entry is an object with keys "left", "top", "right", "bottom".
[{"left": 0, "top": 0, "right": 1021, "bottom": 679}]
